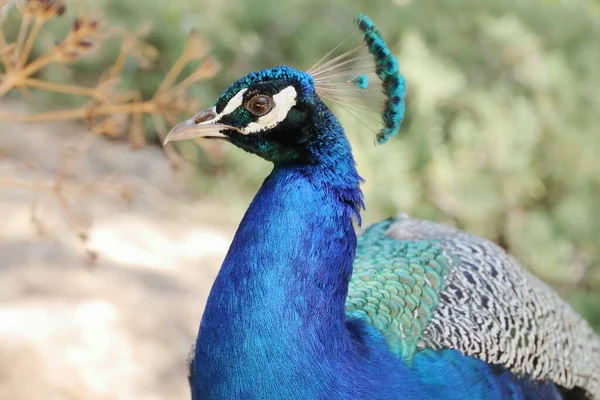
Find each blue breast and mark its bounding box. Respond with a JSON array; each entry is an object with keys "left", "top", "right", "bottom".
[{"left": 190, "top": 163, "right": 561, "bottom": 400}]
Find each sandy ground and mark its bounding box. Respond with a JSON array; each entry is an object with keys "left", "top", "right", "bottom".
[{"left": 0, "top": 99, "right": 234, "bottom": 400}]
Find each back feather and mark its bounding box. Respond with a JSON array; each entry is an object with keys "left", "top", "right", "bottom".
[{"left": 347, "top": 214, "right": 600, "bottom": 399}]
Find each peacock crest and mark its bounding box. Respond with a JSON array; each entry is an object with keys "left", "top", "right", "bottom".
[{"left": 308, "top": 13, "right": 406, "bottom": 144}]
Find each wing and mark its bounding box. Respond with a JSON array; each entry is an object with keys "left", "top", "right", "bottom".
[{"left": 345, "top": 213, "right": 600, "bottom": 398}]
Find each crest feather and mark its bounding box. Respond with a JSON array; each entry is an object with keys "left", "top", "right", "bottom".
[{"left": 308, "top": 14, "right": 406, "bottom": 144}]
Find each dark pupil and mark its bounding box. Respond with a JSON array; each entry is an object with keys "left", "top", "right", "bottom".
[{"left": 250, "top": 96, "right": 271, "bottom": 115}]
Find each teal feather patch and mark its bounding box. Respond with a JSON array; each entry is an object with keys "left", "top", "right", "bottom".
[
  {"left": 354, "top": 13, "right": 406, "bottom": 144},
  {"left": 353, "top": 74, "right": 369, "bottom": 89},
  {"left": 346, "top": 220, "right": 451, "bottom": 361}
]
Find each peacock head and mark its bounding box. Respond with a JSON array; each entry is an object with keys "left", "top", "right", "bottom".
[
  {"left": 164, "top": 14, "right": 406, "bottom": 164},
  {"left": 164, "top": 66, "right": 324, "bottom": 163}
]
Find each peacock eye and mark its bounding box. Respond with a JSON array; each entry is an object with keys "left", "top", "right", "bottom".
[{"left": 245, "top": 95, "right": 274, "bottom": 116}]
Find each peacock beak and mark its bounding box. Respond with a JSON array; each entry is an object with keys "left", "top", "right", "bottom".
[{"left": 163, "top": 107, "right": 235, "bottom": 145}]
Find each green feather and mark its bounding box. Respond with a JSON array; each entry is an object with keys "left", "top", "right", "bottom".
[{"left": 346, "top": 220, "right": 452, "bottom": 361}]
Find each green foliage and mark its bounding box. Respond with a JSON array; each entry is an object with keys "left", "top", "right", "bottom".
[{"left": 24, "top": 0, "right": 600, "bottom": 330}]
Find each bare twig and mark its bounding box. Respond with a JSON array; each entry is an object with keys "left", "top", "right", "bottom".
[
  {"left": 0, "top": 0, "right": 221, "bottom": 258},
  {"left": 0, "top": 5, "right": 219, "bottom": 155}
]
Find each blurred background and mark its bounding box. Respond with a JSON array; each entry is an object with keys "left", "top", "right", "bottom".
[{"left": 0, "top": 0, "right": 599, "bottom": 398}]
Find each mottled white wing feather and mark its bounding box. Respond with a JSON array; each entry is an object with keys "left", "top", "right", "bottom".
[{"left": 385, "top": 213, "right": 600, "bottom": 399}]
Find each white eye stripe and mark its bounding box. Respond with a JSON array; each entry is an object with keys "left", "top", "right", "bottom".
[
  {"left": 220, "top": 88, "right": 247, "bottom": 116},
  {"left": 243, "top": 86, "right": 297, "bottom": 134},
  {"left": 213, "top": 86, "right": 298, "bottom": 135}
]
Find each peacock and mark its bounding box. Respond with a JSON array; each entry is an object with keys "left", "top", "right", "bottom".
[{"left": 164, "top": 14, "right": 600, "bottom": 400}]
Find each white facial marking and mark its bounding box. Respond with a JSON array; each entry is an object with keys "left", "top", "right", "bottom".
[
  {"left": 221, "top": 88, "right": 247, "bottom": 116},
  {"left": 243, "top": 86, "right": 297, "bottom": 134},
  {"left": 200, "top": 86, "right": 297, "bottom": 136}
]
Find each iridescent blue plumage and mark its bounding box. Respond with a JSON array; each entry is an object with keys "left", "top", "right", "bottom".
[{"left": 163, "top": 13, "right": 600, "bottom": 400}]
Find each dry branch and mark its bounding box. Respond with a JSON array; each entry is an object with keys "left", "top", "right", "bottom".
[
  {"left": 0, "top": 0, "right": 220, "bottom": 161},
  {"left": 0, "top": 0, "right": 221, "bottom": 259}
]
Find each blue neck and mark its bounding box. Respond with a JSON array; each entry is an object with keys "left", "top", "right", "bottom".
[
  {"left": 204, "top": 109, "right": 365, "bottom": 343},
  {"left": 196, "top": 104, "right": 366, "bottom": 366},
  {"left": 192, "top": 122, "right": 387, "bottom": 396},
  {"left": 209, "top": 158, "right": 362, "bottom": 333},
  {"left": 191, "top": 104, "right": 430, "bottom": 399}
]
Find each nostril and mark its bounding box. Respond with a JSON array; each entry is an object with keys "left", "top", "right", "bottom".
[{"left": 193, "top": 109, "right": 217, "bottom": 124}]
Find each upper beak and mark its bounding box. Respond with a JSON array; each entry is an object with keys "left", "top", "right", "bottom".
[{"left": 163, "top": 107, "right": 230, "bottom": 145}]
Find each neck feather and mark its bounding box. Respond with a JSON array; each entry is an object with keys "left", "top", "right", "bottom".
[
  {"left": 201, "top": 153, "right": 363, "bottom": 338},
  {"left": 193, "top": 126, "right": 367, "bottom": 395}
]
